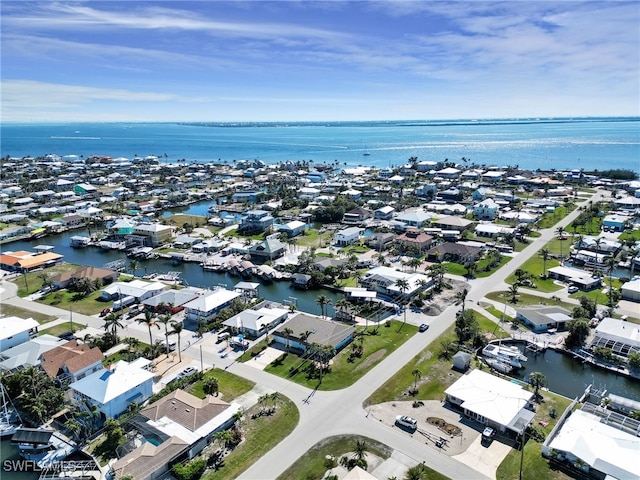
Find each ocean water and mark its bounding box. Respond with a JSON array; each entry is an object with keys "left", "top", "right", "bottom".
[{"left": 1, "top": 117, "right": 638, "bottom": 173}]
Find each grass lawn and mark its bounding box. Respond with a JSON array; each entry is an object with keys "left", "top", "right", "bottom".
[
  {"left": 484, "top": 305, "right": 515, "bottom": 324},
  {"left": 189, "top": 367, "right": 255, "bottom": 400},
  {"left": 619, "top": 229, "right": 640, "bottom": 241},
  {"left": 39, "top": 290, "right": 107, "bottom": 315},
  {"left": 165, "top": 213, "right": 207, "bottom": 227},
  {"left": 485, "top": 291, "right": 575, "bottom": 312},
  {"left": 12, "top": 263, "right": 79, "bottom": 297},
  {"left": 496, "top": 392, "right": 574, "bottom": 480},
  {"left": 295, "top": 229, "right": 334, "bottom": 248},
  {"left": 201, "top": 395, "right": 299, "bottom": 480},
  {"left": 39, "top": 321, "right": 86, "bottom": 336},
  {"left": 444, "top": 262, "right": 468, "bottom": 276},
  {"left": 0, "top": 304, "right": 57, "bottom": 324},
  {"left": 277, "top": 435, "right": 415, "bottom": 480},
  {"left": 475, "top": 255, "right": 512, "bottom": 278},
  {"left": 366, "top": 311, "right": 508, "bottom": 406},
  {"left": 536, "top": 205, "right": 575, "bottom": 230},
  {"left": 260, "top": 320, "right": 418, "bottom": 391}
]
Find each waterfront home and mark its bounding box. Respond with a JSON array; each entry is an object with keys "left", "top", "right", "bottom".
[
  {"left": 248, "top": 237, "right": 287, "bottom": 261},
  {"left": 515, "top": 306, "right": 572, "bottom": 333},
  {"left": 445, "top": 369, "right": 535, "bottom": 435},
  {"left": 290, "top": 273, "right": 312, "bottom": 289},
  {"left": 142, "top": 287, "right": 201, "bottom": 313},
  {"left": 590, "top": 317, "right": 640, "bottom": 359},
  {"left": 547, "top": 266, "right": 601, "bottom": 291},
  {"left": 223, "top": 301, "right": 289, "bottom": 338},
  {"left": 542, "top": 408, "right": 640, "bottom": 480},
  {"left": 70, "top": 358, "right": 154, "bottom": 419},
  {"left": 238, "top": 210, "right": 274, "bottom": 234},
  {"left": 0, "top": 317, "right": 39, "bottom": 352},
  {"left": 278, "top": 220, "right": 307, "bottom": 237},
  {"left": 40, "top": 340, "right": 104, "bottom": 384},
  {"left": 360, "top": 266, "right": 432, "bottom": 300},
  {"left": 183, "top": 288, "right": 242, "bottom": 324},
  {"left": 51, "top": 266, "right": 118, "bottom": 290},
  {"left": 131, "top": 222, "right": 175, "bottom": 247},
  {"left": 343, "top": 206, "right": 371, "bottom": 224},
  {"left": 272, "top": 313, "right": 355, "bottom": 353},
  {"left": 101, "top": 280, "right": 166, "bottom": 303},
  {"left": 0, "top": 250, "right": 64, "bottom": 273},
  {"left": 621, "top": 278, "right": 640, "bottom": 302},
  {"left": 335, "top": 226, "right": 362, "bottom": 246},
  {"left": 107, "top": 217, "right": 136, "bottom": 236},
  {"left": 173, "top": 235, "right": 202, "bottom": 249}
]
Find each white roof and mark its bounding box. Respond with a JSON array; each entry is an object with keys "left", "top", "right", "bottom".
[
  {"left": 184, "top": 288, "right": 241, "bottom": 313},
  {"left": 223, "top": 306, "right": 289, "bottom": 331},
  {"left": 445, "top": 369, "right": 533, "bottom": 430},
  {"left": 103, "top": 280, "right": 166, "bottom": 298},
  {"left": 621, "top": 278, "right": 640, "bottom": 294},
  {"left": 595, "top": 317, "right": 640, "bottom": 349},
  {"left": 548, "top": 409, "right": 640, "bottom": 480},
  {"left": 0, "top": 317, "right": 39, "bottom": 343},
  {"left": 70, "top": 359, "right": 153, "bottom": 404}
]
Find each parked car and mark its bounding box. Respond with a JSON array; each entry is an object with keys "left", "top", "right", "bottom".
[
  {"left": 568, "top": 285, "right": 579, "bottom": 294},
  {"left": 481, "top": 426, "right": 495, "bottom": 445},
  {"left": 100, "top": 308, "right": 111, "bottom": 317},
  {"left": 419, "top": 323, "right": 430, "bottom": 332},
  {"left": 176, "top": 366, "right": 197, "bottom": 379},
  {"left": 395, "top": 415, "right": 418, "bottom": 431}
]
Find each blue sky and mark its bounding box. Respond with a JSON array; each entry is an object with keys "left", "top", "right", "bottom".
[{"left": 2, "top": 1, "right": 638, "bottom": 122}]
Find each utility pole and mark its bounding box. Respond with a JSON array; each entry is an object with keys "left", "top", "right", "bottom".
[{"left": 200, "top": 345, "right": 204, "bottom": 373}]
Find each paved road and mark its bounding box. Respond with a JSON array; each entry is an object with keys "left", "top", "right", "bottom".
[{"left": 0, "top": 191, "right": 608, "bottom": 480}]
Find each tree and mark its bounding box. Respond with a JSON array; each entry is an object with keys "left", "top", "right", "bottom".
[
  {"left": 171, "top": 321, "right": 183, "bottom": 363},
  {"left": 129, "top": 259, "right": 139, "bottom": 277},
  {"left": 565, "top": 318, "right": 590, "bottom": 349},
  {"left": 411, "top": 369, "right": 421, "bottom": 394},
  {"left": 103, "top": 313, "right": 124, "bottom": 340},
  {"left": 539, "top": 248, "right": 550, "bottom": 278},
  {"left": 353, "top": 439, "right": 368, "bottom": 465},
  {"left": 455, "top": 309, "right": 479, "bottom": 343},
  {"left": 316, "top": 294, "right": 332, "bottom": 321},
  {"left": 508, "top": 284, "right": 519, "bottom": 303},
  {"left": 428, "top": 264, "right": 446, "bottom": 291},
  {"left": 203, "top": 377, "right": 219, "bottom": 397},
  {"left": 283, "top": 327, "right": 294, "bottom": 352},
  {"left": 455, "top": 288, "right": 469, "bottom": 311},
  {"left": 158, "top": 314, "right": 172, "bottom": 356},
  {"left": 138, "top": 311, "right": 160, "bottom": 355},
  {"left": 404, "top": 464, "right": 427, "bottom": 480},
  {"left": 394, "top": 278, "right": 410, "bottom": 328},
  {"left": 529, "top": 372, "right": 546, "bottom": 402}
]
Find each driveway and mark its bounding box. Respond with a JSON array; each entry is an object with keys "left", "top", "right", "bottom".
[{"left": 453, "top": 435, "right": 513, "bottom": 479}]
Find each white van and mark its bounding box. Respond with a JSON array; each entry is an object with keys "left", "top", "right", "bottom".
[{"left": 216, "top": 332, "right": 230, "bottom": 343}]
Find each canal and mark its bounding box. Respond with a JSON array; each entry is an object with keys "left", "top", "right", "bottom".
[{"left": 3, "top": 228, "right": 343, "bottom": 317}]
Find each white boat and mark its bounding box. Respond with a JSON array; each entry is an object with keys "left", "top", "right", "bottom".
[
  {"left": 0, "top": 385, "right": 22, "bottom": 438},
  {"left": 482, "top": 343, "right": 528, "bottom": 369},
  {"left": 11, "top": 428, "right": 77, "bottom": 468},
  {"left": 484, "top": 357, "right": 514, "bottom": 374}
]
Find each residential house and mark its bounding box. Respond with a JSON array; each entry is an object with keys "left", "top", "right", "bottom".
[
  {"left": 131, "top": 223, "right": 175, "bottom": 247},
  {"left": 360, "top": 266, "right": 432, "bottom": 300},
  {"left": 415, "top": 184, "right": 438, "bottom": 198},
  {"left": 431, "top": 216, "right": 473, "bottom": 232},
  {"left": 278, "top": 220, "right": 307, "bottom": 237},
  {"left": 0, "top": 335, "right": 65, "bottom": 372},
  {"left": 335, "top": 227, "right": 362, "bottom": 246},
  {"left": 238, "top": 210, "right": 274, "bottom": 234},
  {"left": 74, "top": 183, "right": 98, "bottom": 197},
  {"left": 272, "top": 313, "right": 355, "bottom": 353},
  {"left": 439, "top": 188, "right": 462, "bottom": 203},
  {"left": 602, "top": 214, "right": 627, "bottom": 232},
  {"left": 0, "top": 251, "right": 64, "bottom": 273},
  {"left": 394, "top": 228, "right": 433, "bottom": 254},
  {"left": 475, "top": 223, "right": 515, "bottom": 239},
  {"left": 248, "top": 237, "right": 287, "bottom": 261},
  {"left": 473, "top": 198, "right": 500, "bottom": 220},
  {"left": 222, "top": 301, "right": 289, "bottom": 338},
  {"left": 343, "top": 207, "right": 371, "bottom": 224},
  {"left": 51, "top": 266, "right": 118, "bottom": 290},
  {"left": 70, "top": 358, "right": 154, "bottom": 419},
  {"left": 590, "top": 317, "right": 640, "bottom": 359},
  {"left": 142, "top": 288, "right": 201, "bottom": 313},
  {"left": 40, "top": 340, "right": 104, "bottom": 383},
  {"left": 100, "top": 280, "right": 166, "bottom": 302},
  {"left": 445, "top": 369, "right": 535, "bottom": 434},
  {"left": 366, "top": 232, "right": 395, "bottom": 250},
  {"left": 515, "top": 306, "right": 572, "bottom": 333},
  {"left": 0, "top": 317, "right": 39, "bottom": 352},
  {"left": 425, "top": 242, "right": 483, "bottom": 264},
  {"left": 395, "top": 210, "right": 431, "bottom": 229},
  {"left": 183, "top": 288, "right": 242, "bottom": 324},
  {"left": 374, "top": 206, "right": 395, "bottom": 220},
  {"left": 290, "top": 273, "right": 313, "bottom": 289}
]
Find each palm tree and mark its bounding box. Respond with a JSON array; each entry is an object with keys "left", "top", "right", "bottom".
[
  {"left": 103, "top": 313, "right": 124, "bottom": 340},
  {"left": 353, "top": 439, "right": 368, "bottom": 463},
  {"left": 395, "top": 278, "right": 410, "bottom": 328},
  {"left": 129, "top": 259, "right": 139, "bottom": 277},
  {"left": 283, "top": 327, "right": 294, "bottom": 352},
  {"left": 529, "top": 371, "right": 546, "bottom": 402},
  {"left": 157, "top": 314, "right": 172, "bottom": 356},
  {"left": 404, "top": 464, "right": 427, "bottom": 480},
  {"left": 203, "top": 377, "right": 219, "bottom": 397},
  {"left": 455, "top": 288, "right": 469, "bottom": 311},
  {"left": 539, "top": 248, "right": 550, "bottom": 278},
  {"left": 138, "top": 311, "right": 159, "bottom": 354},
  {"left": 261, "top": 323, "right": 269, "bottom": 345},
  {"left": 411, "top": 369, "right": 422, "bottom": 394},
  {"left": 316, "top": 294, "right": 332, "bottom": 320},
  {"left": 215, "top": 430, "right": 234, "bottom": 448},
  {"left": 555, "top": 226, "right": 566, "bottom": 259},
  {"left": 509, "top": 284, "right": 519, "bottom": 303},
  {"left": 171, "top": 321, "right": 183, "bottom": 363}
]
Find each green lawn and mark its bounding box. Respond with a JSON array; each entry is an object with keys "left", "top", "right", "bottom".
[
  {"left": 444, "top": 262, "right": 467, "bottom": 276},
  {"left": 189, "top": 367, "right": 255, "bottom": 400},
  {"left": 40, "top": 290, "right": 108, "bottom": 315},
  {"left": 485, "top": 291, "right": 575, "bottom": 311},
  {"left": 295, "top": 228, "right": 334, "bottom": 248},
  {"left": 164, "top": 213, "right": 208, "bottom": 228},
  {"left": 12, "top": 263, "right": 79, "bottom": 297},
  {"left": 484, "top": 305, "right": 515, "bottom": 324},
  {"left": 202, "top": 395, "right": 299, "bottom": 480},
  {"left": 496, "top": 392, "right": 574, "bottom": 480},
  {"left": 475, "top": 255, "right": 512, "bottom": 278},
  {"left": 262, "top": 320, "right": 418, "bottom": 390},
  {"left": 39, "top": 321, "right": 86, "bottom": 336},
  {"left": 0, "top": 304, "right": 57, "bottom": 324},
  {"left": 619, "top": 229, "right": 640, "bottom": 241},
  {"left": 277, "top": 435, "right": 415, "bottom": 480},
  {"left": 536, "top": 205, "right": 575, "bottom": 230}
]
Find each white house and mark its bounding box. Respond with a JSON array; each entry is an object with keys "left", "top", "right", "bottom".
[
  {"left": 222, "top": 302, "right": 289, "bottom": 338},
  {"left": 590, "top": 317, "right": 640, "bottom": 358},
  {"left": 360, "top": 266, "right": 432, "bottom": 299},
  {"left": 183, "top": 288, "right": 242, "bottom": 324},
  {"left": 473, "top": 198, "right": 500, "bottom": 220},
  {"left": 444, "top": 369, "right": 535, "bottom": 434},
  {"left": 0, "top": 317, "right": 39, "bottom": 353},
  {"left": 100, "top": 280, "right": 166, "bottom": 302},
  {"left": 622, "top": 278, "right": 640, "bottom": 302},
  {"left": 335, "top": 227, "right": 362, "bottom": 246},
  {"left": 70, "top": 358, "right": 154, "bottom": 418}
]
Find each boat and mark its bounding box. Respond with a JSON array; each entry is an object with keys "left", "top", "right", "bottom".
[
  {"left": 484, "top": 357, "right": 514, "bottom": 374},
  {"left": 0, "top": 384, "right": 22, "bottom": 438},
  {"left": 11, "top": 428, "right": 77, "bottom": 468},
  {"left": 482, "top": 343, "right": 528, "bottom": 369}
]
